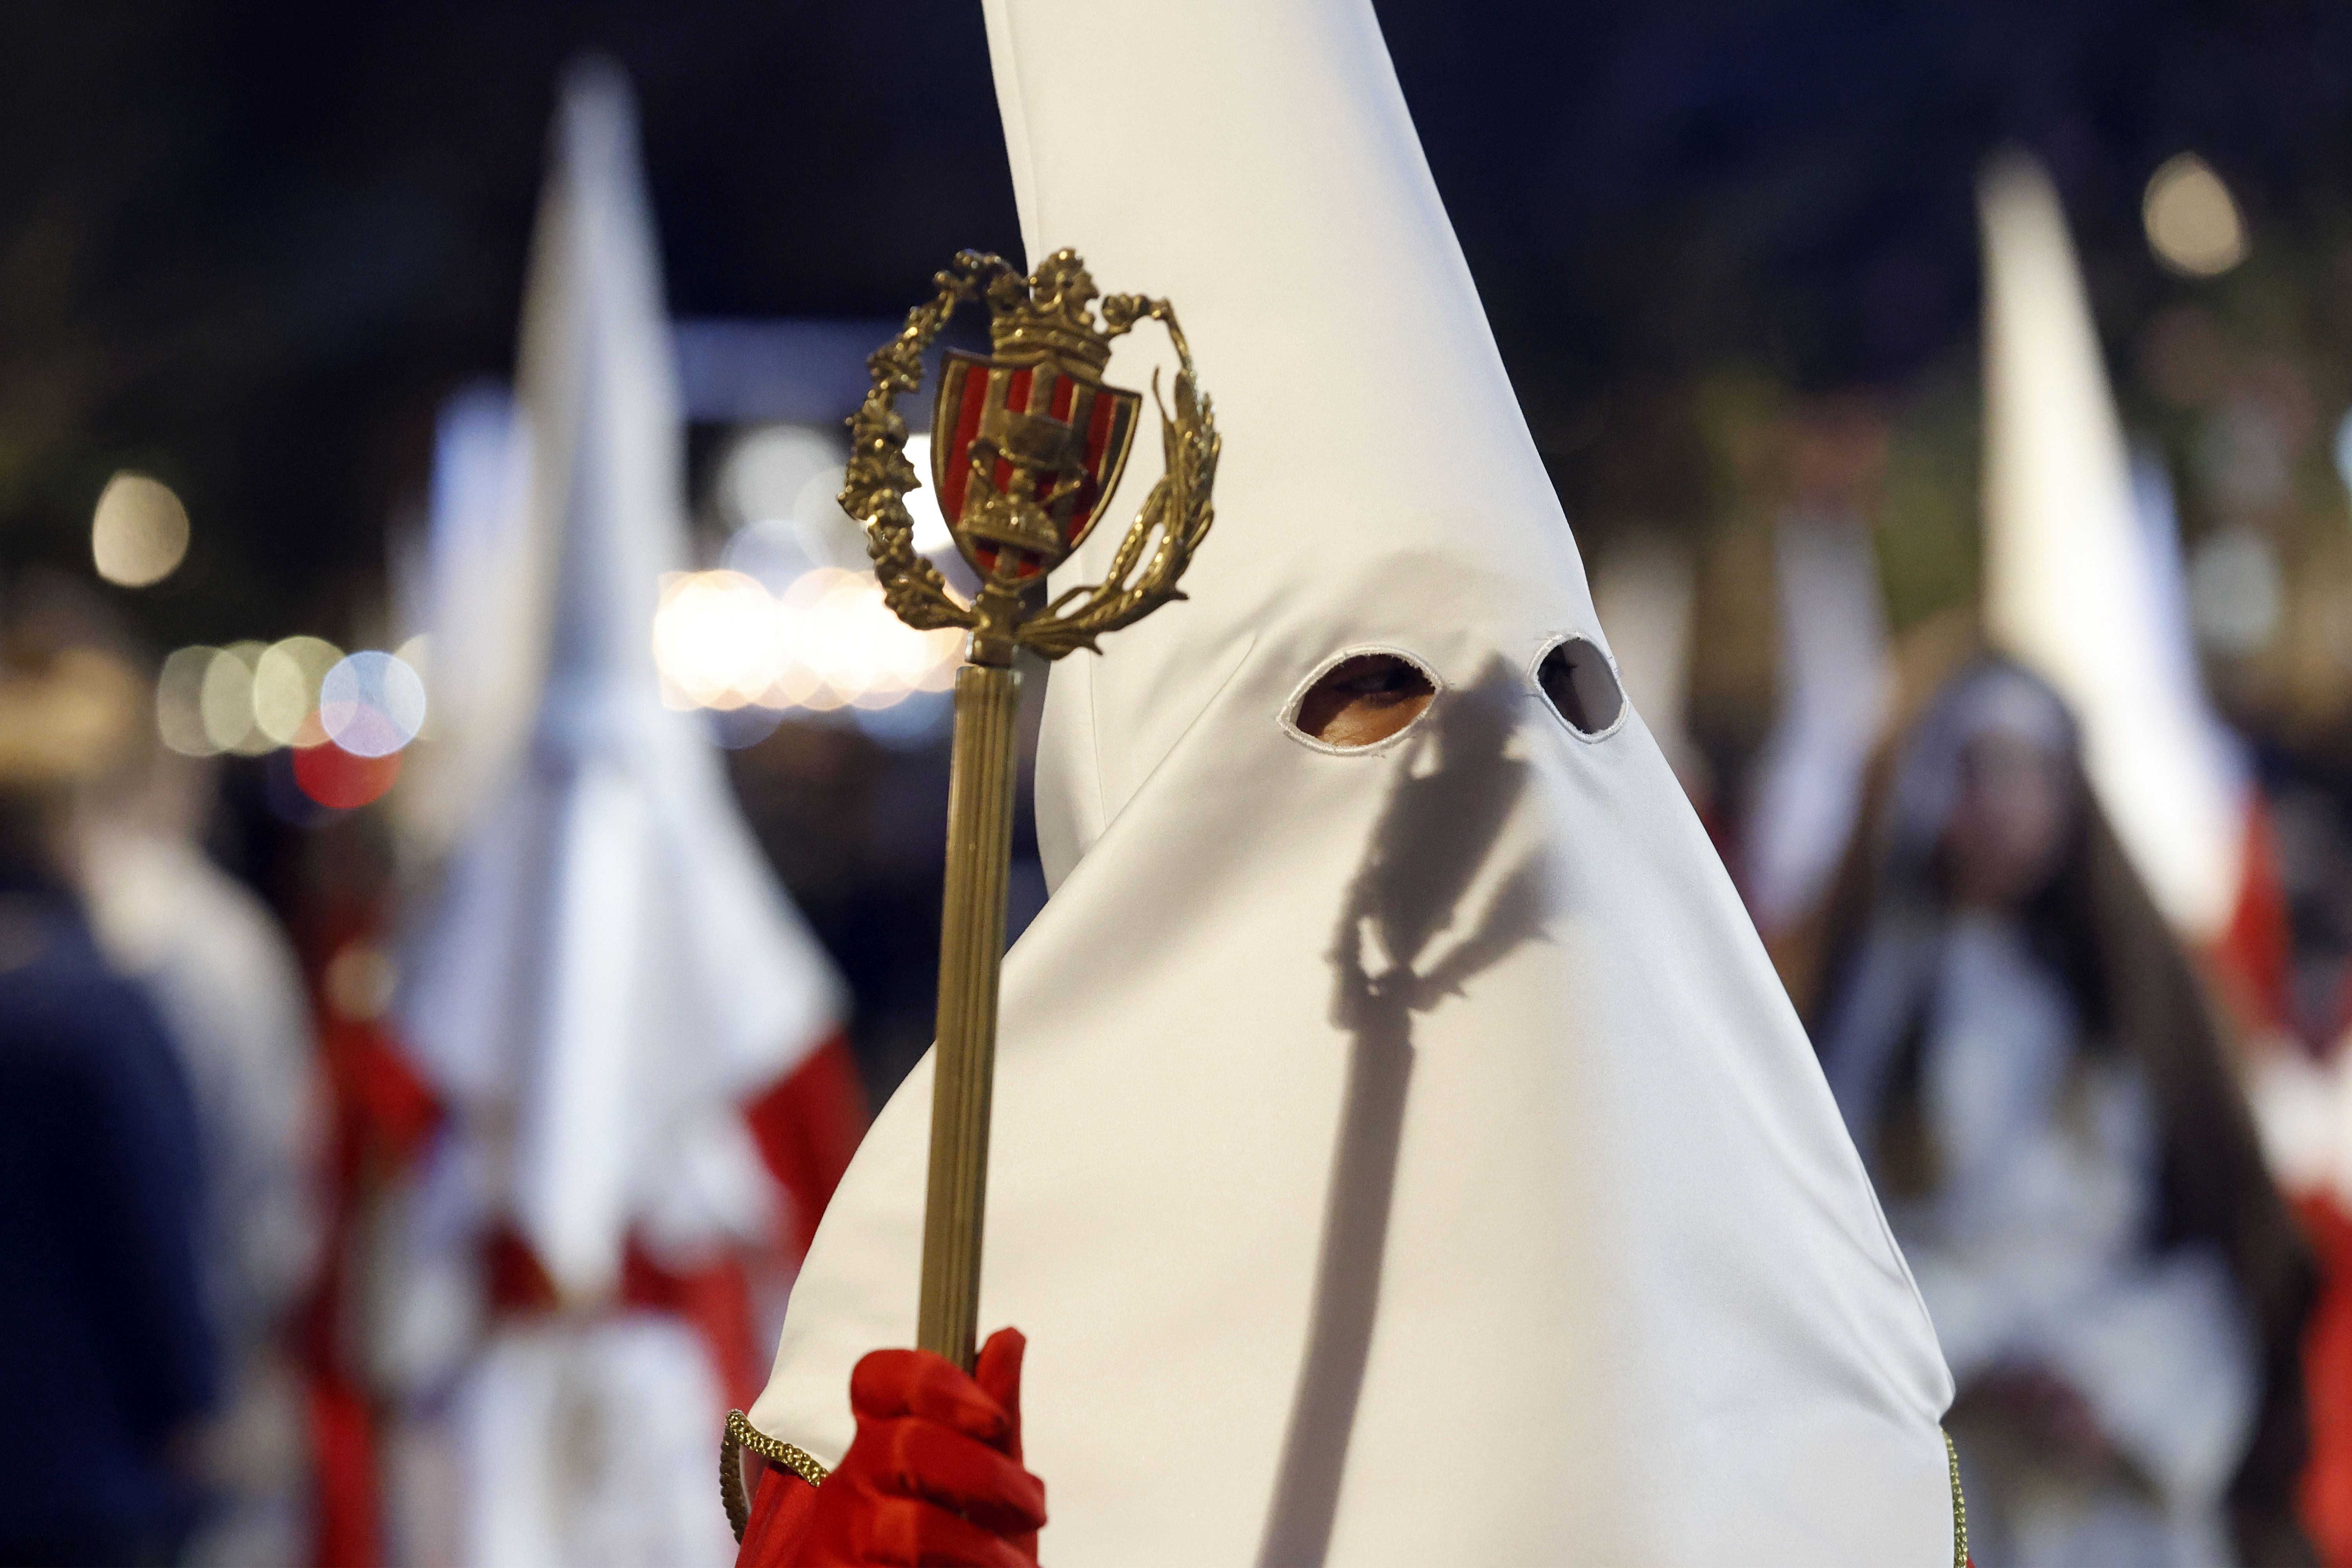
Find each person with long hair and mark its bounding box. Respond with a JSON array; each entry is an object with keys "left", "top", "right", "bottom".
[{"left": 1809, "top": 656, "right": 2312, "bottom": 1566}]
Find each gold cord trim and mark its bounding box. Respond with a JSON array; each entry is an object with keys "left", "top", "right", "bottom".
[
  {"left": 720, "top": 1409, "right": 831, "bottom": 1544},
  {"left": 1943, "top": 1426, "right": 1968, "bottom": 1568}
]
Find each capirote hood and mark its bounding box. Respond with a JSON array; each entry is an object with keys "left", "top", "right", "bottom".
[{"left": 753, "top": 2, "right": 1959, "bottom": 1561}]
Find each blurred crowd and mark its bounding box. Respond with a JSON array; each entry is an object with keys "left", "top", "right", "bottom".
[
  {"left": 1582, "top": 155, "right": 2352, "bottom": 1566},
  {"left": 4, "top": 28, "right": 2352, "bottom": 1568}
]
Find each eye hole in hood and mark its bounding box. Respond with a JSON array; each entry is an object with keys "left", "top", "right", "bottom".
[
  {"left": 1287, "top": 651, "right": 1437, "bottom": 750},
  {"left": 1534, "top": 635, "right": 1625, "bottom": 739}
]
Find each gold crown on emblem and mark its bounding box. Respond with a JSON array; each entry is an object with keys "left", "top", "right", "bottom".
[{"left": 984, "top": 249, "right": 1115, "bottom": 374}]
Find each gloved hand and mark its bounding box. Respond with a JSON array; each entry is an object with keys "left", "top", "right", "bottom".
[{"left": 802, "top": 1328, "right": 1045, "bottom": 1567}]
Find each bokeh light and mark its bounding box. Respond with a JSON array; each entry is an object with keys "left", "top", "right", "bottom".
[
  {"left": 320, "top": 650, "right": 429, "bottom": 758},
  {"left": 201, "top": 642, "right": 275, "bottom": 756},
  {"left": 322, "top": 940, "right": 400, "bottom": 1021},
  {"left": 720, "top": 423, "right": 844, "bottom": 527},
  {"left": 652, "top": 566, "right": 962, "bottom": 716},
  {"left": 91, "top": 472, "right": 191, "bottom": 588},
  {"left": 251, "top": 635, "right": 345, "bottom": 746},
  {"left": 158, "top": 637, "right": 425, "bottom": 776},
  {"left": 292, "top": 737, "right": 402, "bottom": 809},
  {"left": 653, "top": 569, "right": 782, "bottom": 709},
  {"left": 156, "top": 646, "right": 220, "bottom": 757},
  {"left": 2144, "top": 154, "right": 2249, "bottom": 278}
]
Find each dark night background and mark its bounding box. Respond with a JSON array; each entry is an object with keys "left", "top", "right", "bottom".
[
  {"left": 14, "top": 19, "right": 2352, "bottom": 1556},
  {"left": 9, "top": 0, "right": 2352, "bottom": 1096},
  {"left": 3, "top": 0, "right": 2346, "bottom": 642}
]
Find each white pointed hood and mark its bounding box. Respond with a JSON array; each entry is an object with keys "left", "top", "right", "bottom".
[
  {"left": 1743, "top": 508, "right": 1892, "bottom": 933},
  {"left": 398, "top": 62, "right": 843, "bottom": 1302},
  {"left": 395, "top": 384, "right": 538, "bottom": 862},
  {"left": 752, "top": 4, "right": 1956, "bottom": 1561},
  {"left": 1979, "top": 152, "right": 2245, "bottom": 940}
]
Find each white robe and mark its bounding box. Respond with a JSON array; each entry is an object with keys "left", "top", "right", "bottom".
[{"left": 1874, "top": 915, "right": 2256, "bottom": 1568}]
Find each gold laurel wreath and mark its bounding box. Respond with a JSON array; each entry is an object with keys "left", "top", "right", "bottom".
[{"left": 838, "top": 249, "right": 1220, "bottom": 662}]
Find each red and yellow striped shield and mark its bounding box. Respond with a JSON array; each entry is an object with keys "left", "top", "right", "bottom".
[{"left": 930, "top": 350, "right": 1142, "bottom": 580}]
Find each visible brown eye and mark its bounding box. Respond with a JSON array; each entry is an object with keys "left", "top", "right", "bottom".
[
  {"left": 1290, "top": 653, "right": 1436, "bottom": 748},
  {"left": 1535, "top": 636, "right": 1624, "bottom": 736}
]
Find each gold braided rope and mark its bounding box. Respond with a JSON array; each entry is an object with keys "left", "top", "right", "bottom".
[
  {"left": 720, "top": 1409, "right": 831, "bottom": 1544},
  {"left": 1943, "top": 1427, "right": 1968, "bottom": 1568}
]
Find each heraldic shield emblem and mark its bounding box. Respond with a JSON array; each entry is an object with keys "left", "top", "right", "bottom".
[
  {"left": 932, "top": 349, "right": 1140, "bottom": 581},
  {"left": 838, "top": 248, "right": 1219, "bottom": 666}
]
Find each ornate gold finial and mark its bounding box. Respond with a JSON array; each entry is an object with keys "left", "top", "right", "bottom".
[
  {"left": 823, "top": 254, "right": 1218, "bottom": 1388},
  {"left": 840, "top": 249, "right": 1219, "bottom": 668}
]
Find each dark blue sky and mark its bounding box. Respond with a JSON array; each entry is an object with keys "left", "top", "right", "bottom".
[{"left": 0, "top": 0, "right": 2342, "bottom": 633}]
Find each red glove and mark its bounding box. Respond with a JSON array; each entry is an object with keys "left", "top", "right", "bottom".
[{"left": 802, "top": 1328, "right": 1045, "bottom": 1567}]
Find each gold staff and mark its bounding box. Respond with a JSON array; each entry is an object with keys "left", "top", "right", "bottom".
[{"left": 839, "top": 249, "right": 1219, "bottom": 1371}]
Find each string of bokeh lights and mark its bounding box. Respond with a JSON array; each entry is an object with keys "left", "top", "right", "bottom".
[
  {"left": 79, "top": 468, "right": 426, "bottom": 811},
  {"left": 156, "top": 638, "right": 429, "bottom": 809},
  {"left": 648, "top": 432, "right": 971, "bottom": 741},
  {"left": 129, "top": 432, "right": 969, "bottom": 813},
  {"left": 651, "top": 566, "right": 963, "bottom": 714}
]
